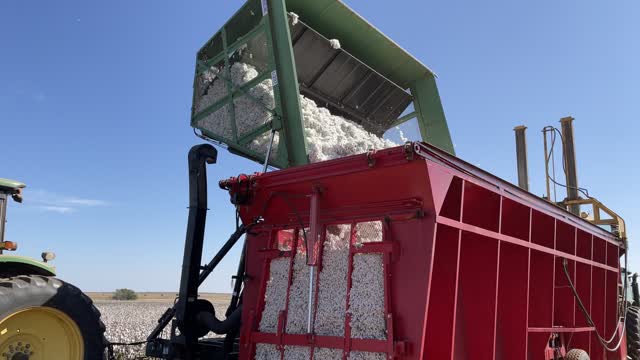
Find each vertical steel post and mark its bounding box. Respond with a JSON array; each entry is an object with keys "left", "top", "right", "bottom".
[
  {"left": 513, "top": 125, "right": 529, "bottom": 191},
  {"left": 560, "top": 116, "right": 580, "bottom": 215},
  {"left": 307, "top": 187, "right": 321, "bottom": 333},
  {"left": 267, "top": 0, "right": 309, "bottom": 166},
  {"left": 411, "top": 74, "right": 455, "bottom": 155},
  {"left": 0, "top": 193, "right": 6, "bottom": 245},
  {"left": 542, "top": 128, "right": 551, "bottom": 201}
]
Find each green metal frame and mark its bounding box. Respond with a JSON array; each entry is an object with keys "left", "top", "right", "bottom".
[
  {"left": 191, "top": 0, "right": 455, "bottom": 169},
  {"left": 411, "top": 74, "right": 454, "bottom": 153},
  {"left": 0, "top": 255, "right": 56, "bottom": 276},
  {"left": 192, "top": 1, "right": 293, "bottom": 168},
  {"left": 267, "top": 0, "right": 308, "bottom": 166}
]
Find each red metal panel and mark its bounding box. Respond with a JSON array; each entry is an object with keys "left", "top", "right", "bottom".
[
  {"left": 554, "top": 256, "right": 576, "bottom": 327},
  {"left": 422, "top": 224, "right": 459, "bottom": 359},
  {"left": 591, "top": 267, "right": 607, "bottom": 360},
  {"left": 453, "top": 231, "right": 499, "bottom": 360},
  {"left": 501, "top": 197, "right": 530, "bottom": 241},
  {"left": 495, "top": 242, "right": 529, "bottom": 359},
  {"left": 224, "top": 143, "right": 625, "bottom": 360},
  {"left": 530, "top": 249, "right": 556, "bottom": 329}
]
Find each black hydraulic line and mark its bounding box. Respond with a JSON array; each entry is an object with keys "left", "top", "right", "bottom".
[
  {"left": 562, "top": 256, "right": 627, "bottom": 351},
  {"left": 544, "top": 127, "right": 591, "bottom": 199}
]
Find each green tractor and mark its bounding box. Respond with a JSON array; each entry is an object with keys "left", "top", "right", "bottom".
[{"left": 0, "top": 178, "right": 106, "bottom": 360}]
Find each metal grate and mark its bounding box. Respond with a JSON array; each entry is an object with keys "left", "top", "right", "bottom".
[{"left": 355, "top": 221, "right": 383, "bottom": 246}]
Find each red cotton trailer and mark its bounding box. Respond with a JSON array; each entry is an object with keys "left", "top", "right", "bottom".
[{"left": 222, "top": 142, "right": 627, "bottom": 360}]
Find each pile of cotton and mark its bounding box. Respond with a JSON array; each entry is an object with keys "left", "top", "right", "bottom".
[
  {"left": 193, "top": 62, "right": 396, "bottom": 164},
  {"left": 253, "top": 222, "right": 387, "bottom": 360}
]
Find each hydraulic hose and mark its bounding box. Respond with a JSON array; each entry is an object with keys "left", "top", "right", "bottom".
[{"left": 562, "top": 255, "right": 628, "bottom": 352}]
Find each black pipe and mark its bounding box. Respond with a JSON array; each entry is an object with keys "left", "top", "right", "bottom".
[
  {"left": 198, "top": 225, "right": 247, "bottom": 286},
  {"left": 175, "top": 144, "right": 217, "bottom": 355},
  {"left": 197, "top": 305, "right": 243, "bottom": 335}
]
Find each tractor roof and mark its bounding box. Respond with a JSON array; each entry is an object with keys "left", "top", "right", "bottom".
[{"left": 0, "top": 178, "right": 26, "bottom": 192}]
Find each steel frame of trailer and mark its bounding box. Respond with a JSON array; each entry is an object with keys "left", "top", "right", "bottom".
[{"left": 220, "top": 142, "right": 626, "bottom": 359}]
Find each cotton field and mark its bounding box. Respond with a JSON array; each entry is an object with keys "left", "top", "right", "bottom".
[{"left": 96, "top": 299, "right": 228, "bottom": 359}]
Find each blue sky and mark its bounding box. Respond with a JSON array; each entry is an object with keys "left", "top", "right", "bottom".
[{"left": 1, "top": 0, "right": 638, "bottom": 293}]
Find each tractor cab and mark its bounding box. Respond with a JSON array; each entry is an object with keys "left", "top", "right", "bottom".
[
  {"left": 0, "top": 178, "right": 56, "bottom": 265},
  {"left": 622, "top": 267, "right": 640, "bottom": 307},
  {"left": 0, "top": 178, "right": 25, "bottom": 202},
  {"left": 0, "top": 178, "right": 25, "bottom": 253}
]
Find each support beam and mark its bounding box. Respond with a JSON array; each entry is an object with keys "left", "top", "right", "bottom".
[
  {"left": 560, "top": 116, "right": 580, "bottom": 216},
  {"left": 513, "top": 125, "right": 529, "bottom": 191},
  {"left": 411, "top": 74, "right": 455, "bottom": 155},
  {"left": 268, "top": 0, "right": 309, "bottom": 166},
  {"left": 0, "top": 194, "right": 6, "bottom": 245}
]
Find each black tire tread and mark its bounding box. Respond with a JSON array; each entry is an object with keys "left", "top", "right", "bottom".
[
  {"left": 0, "top": 275, "right": 106, "bottom": 359},
  {"left": 628, "top": 306, "right": 640, "bottom": 359}
]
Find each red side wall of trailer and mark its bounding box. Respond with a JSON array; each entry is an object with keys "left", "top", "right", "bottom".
[{"left": 225, "top": 142, "right": 626, "bottom": 359}]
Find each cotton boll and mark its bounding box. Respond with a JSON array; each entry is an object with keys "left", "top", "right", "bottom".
[
  {"left": 289, "top": 12, "right": 299, "bottom": 25},
  {"left": 396, "top": 126, "right": 409, "bottom": 143}
]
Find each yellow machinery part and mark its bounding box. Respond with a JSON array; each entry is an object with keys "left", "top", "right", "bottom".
[{"left": 0, "top": 307, "right": 84, "bottom": 360}]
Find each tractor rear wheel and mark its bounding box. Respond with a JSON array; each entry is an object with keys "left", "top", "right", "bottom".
[
  {"left": 627, "top": 306, "right": 640, "bottom": 359},
  {"left": 565, "top": 349, "right": 589, "bottom": 360},
  {"left": 0, "top": 275, "right": 106, "bottom": 360}
]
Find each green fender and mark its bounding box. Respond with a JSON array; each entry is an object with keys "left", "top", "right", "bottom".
[{"left": 0, "top": 255, "right": 56, "bottom": 277}]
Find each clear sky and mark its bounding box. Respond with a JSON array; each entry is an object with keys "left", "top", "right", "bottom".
[{"left": 1, "top": 0, "right": 638, "bottom": 293}]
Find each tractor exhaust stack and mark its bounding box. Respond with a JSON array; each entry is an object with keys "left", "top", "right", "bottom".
[
  {"left": 560, "top": 116, "right": 580, "bottom": 215},
  {"left": 514, "top": 125, "right": 529, "bottom": 191}
]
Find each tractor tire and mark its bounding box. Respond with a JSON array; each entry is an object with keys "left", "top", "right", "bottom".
[
  {"left": 0, "top": 275, "right": 106, "bottom": 360},
  {"left": 627, "top": 306, "right": 640, "bottom": 359},
  {"left": 565, "top": 349, "right": 589, "bottom": 360}
]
